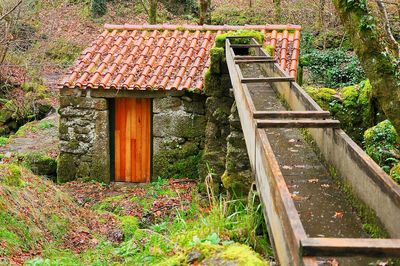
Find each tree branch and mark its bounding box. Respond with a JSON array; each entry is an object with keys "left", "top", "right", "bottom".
[
  {"left": 139, "top": 0, "right": 150, "bottom": 17},
  {"left": 375, "top": 0, "right": 400, "bottom": 57},
  {"left": 0, "top": 0, "right": 22, "bottom": 21}
]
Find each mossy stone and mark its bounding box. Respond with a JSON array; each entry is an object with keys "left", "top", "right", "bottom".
[
  {"left": 21, "top": 152, "right": 57, "bottom": 178},
  {"left": 57, "top": 153, "right": 77, "bottom": 183},
  {"left": 153, "top": 142, "right": 202, "bottom": 179},
  {"left": 210, "top": 47, "right": 224, "bottom": 74}
]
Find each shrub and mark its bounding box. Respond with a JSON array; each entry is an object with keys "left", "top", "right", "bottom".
[
  {"left": 364, "top": 120, "right": 399, "bottom": 175},
  {"left": 45, "top": 39, "right": 83, "bottom": 67},
  {"left": 301, "top": 48, "right": 365, "bottom": 88},
  {"left": 91, "top": 0, "right": 107, "bottom": 17}
]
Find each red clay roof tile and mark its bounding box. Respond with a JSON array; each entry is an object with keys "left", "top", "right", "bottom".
[{"left": 60, "top": 24, "right": 301, "bottom": 91}]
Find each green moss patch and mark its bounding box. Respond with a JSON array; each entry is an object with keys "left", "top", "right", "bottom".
[
  {"left": 305, "top": 79, "right": 375, "bottom": 144},
  {"left": 20, "top": 151, "right": 57, "bottom": 177},
  {"left": 214, "top": 30, "right": 264, "bottom": 49},
  {"left": 364, "top": 120, "right": 400, "bottom": 181},
  {"left": 0, "top": 164, "right": 24, "bottom": 187}
]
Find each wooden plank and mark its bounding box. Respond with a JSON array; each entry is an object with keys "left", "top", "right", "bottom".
[
  {"left": 301, "top": 238, "right": 400, "bottom": 257},
  {"left": 253, "top": 111, "right": 331, "bottom": 119},
  {"left": 230, "top": 44, "right": 262, "bottom": 48},
  {"left": 125, "top": 99, "right": 132, "bottom": 182},
  {"left": 256, "top": 119, "right": 340, "bottom": 128},
  {"left": 131, "top": 98, "right": 137, "bottom": 181},
  {"left": 115, "top": 130, "right": 121, "bottom": 181},
  {"left": 241, "top": 77, "right": 295, "bottom": 83},
  {"left": 235, "top": 59, "right": 276, "bottom": 63},
  {"left": 234, "top": 55, "right": 273, "bottom": 60},
  {"left": 136, "top": 98, "right": 143, "bottom": 182},
  {"left": 120, "top": 99, "right": 126, "bottom": 181}
]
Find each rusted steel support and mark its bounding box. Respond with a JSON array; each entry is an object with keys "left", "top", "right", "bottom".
[
  {"left": 253, "top": 111, "right": 331, "bottom": 119},
  {"left": 301, "top": 238, "right": 400, "bottom": 257},
  {"left": 256, "top": 119, "right": 340, "bottom": 128}
]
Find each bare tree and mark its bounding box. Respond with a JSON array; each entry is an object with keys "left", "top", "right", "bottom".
[
  {"left": 273, "top": 0, "right": 282, "bottom": 23},
  {"left": 375, "top": 0, "right": 400, "bottom": 56},
  {"left": 0, "top": 0, "right": 22, "bottom": 65},
  {"left": 140, "top": 0, "right": 158, "bottom": 24},
  {"left": 199, "top": 0, "right": 211, "bottom": 25}
]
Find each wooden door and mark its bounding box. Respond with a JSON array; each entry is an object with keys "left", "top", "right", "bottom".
[{"left": 114, "top": 98, "right": 151, "bottom": 182}]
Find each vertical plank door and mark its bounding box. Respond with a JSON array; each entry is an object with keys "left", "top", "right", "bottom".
[{"left": 114, "top": 98, "right": 151, "bottom": 182}]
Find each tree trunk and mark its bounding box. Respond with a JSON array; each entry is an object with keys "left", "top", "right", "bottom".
[
  {"left": 149, "top": 0, "right": 157, "bottom": 24},
  {"left": 199, "top": 0, "right": 211, "bottom": 25},
  {"left": 332, "top": 0, "right": 400, "bottom": 134},
  {"left": 273, "top": 0, "right": 282, "bottom": 23}
]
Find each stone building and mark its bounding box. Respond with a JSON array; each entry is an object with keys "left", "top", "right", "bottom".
[{"left": 57, "top": 24, "right": 301, "bottom": 189}]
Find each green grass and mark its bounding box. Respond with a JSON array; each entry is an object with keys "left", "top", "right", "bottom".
[
  {"left": 26, "top": 185, "right": 271, "bottom": 265},
  {"left": 0, "top": 137, "right": 8, "bottom": 146}
]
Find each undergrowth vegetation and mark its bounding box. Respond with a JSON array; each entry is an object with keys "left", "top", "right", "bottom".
[{"left": 0, "top": 168, "right": 271, "bottom": 265}]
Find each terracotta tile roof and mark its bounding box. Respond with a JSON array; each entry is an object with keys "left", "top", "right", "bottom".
[{"left": 60, "top": 24, "right": 301, "bottom": 91}]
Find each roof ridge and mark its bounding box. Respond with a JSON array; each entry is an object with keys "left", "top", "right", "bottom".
[{"left": 103, "top": 23, "right": 302, "bottom": 31}]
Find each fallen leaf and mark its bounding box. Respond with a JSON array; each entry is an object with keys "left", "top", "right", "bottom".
[
  {"left": 333, "top": 211, "right": 344, "bottom": 219},
  {"left": 307, "top": 179, "right": 319, "bottom": 183},
  {"left": 321, "top": 184, "right": 330, "bottom": 188},
  {"left": 288, "top": 139, "right": 296, "bottom": 143},
  {"left": 282, "top": 165, "right": 293, "bottom": 170}
]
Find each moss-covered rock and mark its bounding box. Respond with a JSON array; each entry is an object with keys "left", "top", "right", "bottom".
[
  {"left": 304, "top": 87, "right": 337, "bottom": 110},
  {"left": 20, "top": 152, "right": 57, "bottom": 178},
  {"left": 57, "top": 153, "right": 77, "bottom": 183},
  {"left": 305, "top": 80, "right": 375, "bottom": 144},
  {"left": 390, "top": 163, "right": 400, "bottom": 184},
  {"left": 364, "top": 120, "right": 399, "bottom": 175},
  {"left": 210, "top": 47, "right": 225, "bottom": 74},
  {"left": 153, "top": 142, "right": 202, "bottom": 179},
  {"left": 160, "top": 242, "right": 268, "bottom": 266}
]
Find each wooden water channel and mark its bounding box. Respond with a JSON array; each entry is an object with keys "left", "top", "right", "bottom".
[{"left": 225, "top": 37, "right": 400, "bottom": 265}]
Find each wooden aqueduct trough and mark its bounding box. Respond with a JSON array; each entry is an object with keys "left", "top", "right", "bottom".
[{"left": 225, "top": 36, "right": 400, "bottom": 265}]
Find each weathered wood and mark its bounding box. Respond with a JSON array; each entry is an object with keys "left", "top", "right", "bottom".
[
  {"left": 241, "top": 77, "right": 295, "bottom": 83},
  {"left": 256, "top": 119, "right": 340, "bottom": 128},
  {"left": 253, "top": 111, "right": 331, "bottom": 119},
  {"left": 231, "top": 44, "right": 262, "bottom": 48},
  {"left": 226, "top": 37, "right": 312, "bottom": 266},
  {"left": 235, "top": 58, "right": 277, "bottom": 63},
  {"left": 301, "top": 238, "right": 400, "bottom": 257},
  {"left": 234, "top": 55, "right": 274, "bottom": 60},
  {"left": 115, "top": 98, "right": 151, "bottom": 183}
]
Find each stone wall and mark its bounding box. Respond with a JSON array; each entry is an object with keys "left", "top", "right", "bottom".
[
  {"left": 152, "top": 92, "right": 206, "bottom": 179},
  {"left": 221, "top": 102, "right": 252, "bottom": 196},
  {"left": 58, "top": 96, "right": 110, "bottom": 183},
  {"left": 200, "top": 46, "right": 252, "bottom": 195}
]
